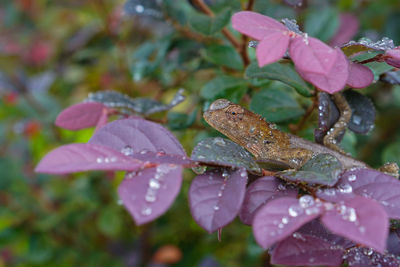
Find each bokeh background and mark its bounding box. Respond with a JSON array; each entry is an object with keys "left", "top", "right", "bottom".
[{"left": 1, "top": 0, "right": 400, "bottom": 266}]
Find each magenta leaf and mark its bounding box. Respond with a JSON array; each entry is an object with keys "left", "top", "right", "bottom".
[
  {"left": 55, "top": 102, "right": 107, "bottom": 131},
  {"left": 131, "top": 150, "right": 194, "bottom": 167},
  {"left": 188, "top": 168, "right": 248, "bottom": 233},
  {"left": 290, "top": 36, "right": 338, "bottom": 75},
  {"left": 89, "top": 118, "right": 186, "bottom": 157},
  {"left": 239, "top": 176, "right": 297, "bottom": 225},
  {"left": 252, "top": 195, "right": 323, "bottom": 249},
  {"left": 345, "top": 247, "right": 400, "bottom": 267},
  {"left": 118, "top": 164, "right": 183, "bottom": 225},
  {"left": 295, "top": 47, "right": 349, "bottom": 93},
  {"left": 256, "top": 32, "right": 290, "bottom": 67},
  {"left": 35, "top": 143, "right": 143, "bottom": 174},
  {"left": 231, "top": 11, "right": 287, "bottom": 40},
  {"left": 321, "top": 195, "right": 389, "bottom": 253},
  {"left": 385, "top": 47, "right": 400, "bottom": 68},
  {"left": 346, "top": 62, "right": 374, "bottom": 88},
  {"left": 329, "top": 13, "right": 359, "bottom": 47},
  {"left": 271, "top": 232, "right": 344, "bottom": 266}
]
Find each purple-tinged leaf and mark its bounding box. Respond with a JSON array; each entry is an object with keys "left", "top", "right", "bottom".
[
  {"left": 231, "top": 11, "right": 287, "bottom": 40},
  {"left": 118, "top": 164, "right": 182, "bottom": 225},
  {"left": 256, "top": 32, "right": 290, "bottom": 67},
  {"left": 35, "top": 143, "right": 143, "bottom": 174},
  {"left": 387, "top": 229, "right": 400, "bottom": 256},
  {"left": 290, "top": 36, "right": 338, "bottom": 75},
  {"left": 329, "top": 13, "right": 359, "bottom": 47},
  {"left": 271, "top": 232, "right": 344, "bottom": 266},
  {"left": 340, "top": 169, "right": 400, "bottom": 219},
  {"left": 321, "top": 196, "right": 389, "bottom": 253},
  {"left": 188, "top": 168, "right": 248, "bottom": 233},
  {"left": 239, "top": 176, "right": 297, "bottom": 225},
  {"left": 252, "top": 195, "right": 323, "bottom": 249},
  {"left": 89, "top": 118, "right": 186, "bottom": 157},
  {"left": 191, "top": 137, "right": 260, "bottom": 174},
  {"left": 294, "top": 47, "right": 349, "bottom": 93},
  {"left": 345, "top": 247, "right": 400, "bottom": 267},
  {"left": 346, "top": 62, "right": 374, "bottom": 88},
  {"left": 278, "top": 153, "right": 342, "bottom": 186},
  {"left": 299, "top": 219, "right": 355, "bottom": 249},
  {"left": 385, "top": 47, "right": 400, "bottom": 68},
  {"left": 381, "top": 70, "right": 400, "bottom": 85},
  {"left": 131, "top": 150, "right": 194, "bottom": 167},
  {"left": 55, "top": 102, "right": 107, "bottom": 131}
]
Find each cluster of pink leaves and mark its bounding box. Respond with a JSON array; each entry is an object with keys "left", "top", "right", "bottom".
[
  {"left": 36, "top": 102, "right": 400, "bottom": 266},
  {"left": 231, "top": 11, "right": 400, "bottom": 93}
]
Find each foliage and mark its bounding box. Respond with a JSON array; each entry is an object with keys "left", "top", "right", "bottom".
[{"left": 2, "top": 0, "right": 400, "bottom": 266}]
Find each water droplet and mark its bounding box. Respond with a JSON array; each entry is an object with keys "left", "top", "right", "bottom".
[
  {"left": 140, "top": 149, "right": 149, "bottom": 154},
  {"left": 305, "top": 206, "right": 320, "bottom": 215},
  {"left": 135, "top": 4, "right": 144, "bottom": 13},
  {"left": 278, "top": 223, "right": 284, "bottom": 229},
  {"left": 299, "top": 195, "right": 314, "bottom": 208},
  {"left": 149, "top": 178, "right": 160, "bottom": 189},
  {"left": 96, "top": 157, "right": 103, "bottom": 163},
  {"left": 117, "top": 199, "right": 123, "bottom": 205},
  {"left": 359, "top": 226, "right": 366, "bottom": 233},
  {"left": 217, "top": 192, "right": 223, "bottom": 197},
  {"left": 145, "top": 194, "right": 157, "bottom": 202},
  {"left": 292, "top": 232, "right": 306, "bottom": 241},
  {"left": 157, "top": 150, "right": 166, "bottom": 156},
  {"left": 121, "top": 145, "right": 134, "bottom": 156},
  {"left": 214, "top": 206, "right": 220, "bottom": 211},
  {"left": 104, "top": 157, "right": 110, "bottom": 163},
  {"left": 213, "top": 137, "right": 226, "bottom": 147},
  {"left": 282, "top": 217, "right": 289, "bottom": 224},
  {"left": 141, "top": 207, "right": 152, "bottom": 216},
  {"left": 348, "top": 174, "right": 357, "bottom": 182},
  {"left": 352, "top": 115, "right": 362, "bottom": 125},
  {"left": 222, "top": 170, "right": 229, "bottom": 178},
  {"left": 249, "top": 127, "right": 256, "bottom": 133},
  {"left": 288, "top": 205, "right": 303, "bottom": 217},
  {"left": 338, "top": 183, "right": 353, "bottom": 194},
  {"left": 240, "top": 171, "right": 247, "bottom": 178}
]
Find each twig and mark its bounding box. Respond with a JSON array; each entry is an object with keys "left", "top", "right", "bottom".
[
  {"left": 192, "top": 0, "right": 241, "bottom": 49},
  {"left": 246, "top": 0, "right": 255, "bottom": 10}
]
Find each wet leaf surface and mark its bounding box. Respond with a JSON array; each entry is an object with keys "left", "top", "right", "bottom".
[
  {"left": 278, "top": 153, "right": 342, "bottom": 186},
  {"left": 239, "top": 176, "right": 297, "bottom": 225},
  {"left": 189, "top": 168, "right": 248, "bottom": 233},
  {"left": 314, "top": 92, "right": 342, "bottom": 144},
  {"left": 345, "top": 247, "right": 400, "bottom": 267},
  {"left": 341, "top": 37, "right": 395, "bottom": 57},
  {"left": 118, "top": 164, "right": 183, "bottom": 225},
  {"left": 191, "top": 137, "right": 261, "bottom": 174},
  {"left": 343, "top": 90, "right": 376, "bottom": 134}
]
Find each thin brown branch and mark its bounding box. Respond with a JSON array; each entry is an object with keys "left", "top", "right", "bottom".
[
  {"left": 246, "top": 0, "right": 255, "bottom": 10},
  {"left": 289, "top": 96, "right": 318, "bottom": 134},
  {"left": 192, "top": 0, "right": 241, "bottom": 49}
]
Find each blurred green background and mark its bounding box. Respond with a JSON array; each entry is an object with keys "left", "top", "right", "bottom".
[{"left": 0, "top": 0, "right": 400, "bottom": 266}]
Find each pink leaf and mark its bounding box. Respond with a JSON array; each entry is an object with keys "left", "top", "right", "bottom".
[
  {"left": 239, "top": 176, "right": 297, "bottom": 225},
  {"left": 35, "top": 143, "right": 143, "bottom": 174},
  {"left": 271, "top": 233, "right": 344, "bottom": 266},
  {"left": 256, "top": 32, "right": 290, "bottom": 67},
  {"left": 385, "top": 47, "right": 400, "bottom": 68},
  {"left": 189, "top": 168, "right": 248, "bottom": 233},
  {"left": 118, "top": 164, "right": 183, "bottom": 225},
  {"left": 55, "top": 102, "right": 107, "bottom": 130},
  {"left": 252, "top": 196, "right": 323, "bottom": 249},
  {"left": 290, "top": 36, "right": 338, "bottom": 75},
  {"left": 296, "top": 48, "right": 349, "bottom": 93},
  {"left": 346, "top": 62, "right": 374, "bottom": 88},
  {"left": 321, "top": 196, "right": 389, "bottom": 253},
  {"left": 231, "top": 11, "right": 287, "bottom": 40},
  {"left": 89, "top": 118, "right": 186, "bottom": 157},
  {"left": 329, "top": 13, "right": 359, "bottom": 47}
]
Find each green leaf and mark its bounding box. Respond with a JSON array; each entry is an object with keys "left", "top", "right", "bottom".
[
  {"left": 191, "top": 137, "right": 261, "bottom": 174},
  {"left": 250, "top": 86, "right": 305, "bottom": 123},
  {"left": 245, "top": 62, "right": 313, "bottom": 97},
  {"left": 383, "top": 142, "right": 400, "bottom": 167},
  {"left": 278, "top": 153, "right": 342, "bottom": 186},
  {"left": 304, "top": 8, "right": 340, "bottom": 42},
  {"left": 189, "top": 8, "right": 231, "bottom": 35},
  {"left": 200, "top": 75, "right": 247, "bottom": 100},
  {"left": 167, "top": 109, "right": 197, "bottom": 130},
  {"left": 97, "top": 206, "right": 122, "bottom": 237},
  {"left": 202, "top": 44, "right": 243, "bottom": 70}
]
